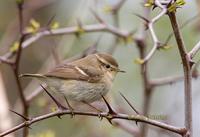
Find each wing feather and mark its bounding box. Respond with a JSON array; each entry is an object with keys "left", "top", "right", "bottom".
[{"left": 45, "top": 64, "right": 103, "bottom": 82}]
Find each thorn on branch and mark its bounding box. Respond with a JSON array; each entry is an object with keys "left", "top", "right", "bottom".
[
  {"left": 163, "top": 13, "right": 199, "bottom": 50},
  {"left": 40, "top": 85, "right": 67, "bottom": 119},
  {"left": 192, "top": 59, "right": 200, "bottom": 79},
  {"left": 119, "top": 92, "right": 140, "bottom": 115},
  {"left": 90, "top": 9, "right": 105, "bottom": 24},
  {"left": 46, "top": 14, "right": 56, "bottom": 27},
  {"left": 46, "top": 14, "right": 59, "bottom": 33},
  {"left": 119, "top": 92, "right": 140, "bottom": 125},
  {"left": 189, "top": 60, "right": 195, "bottom": 68},
  {"left": 9, "top": 109, "right": 29, "bottom": 121},
  {"left": 75, "top": 19, "right": 85, "bottom": 37},
  {"left": 16, "top": 0, "right": 24, "bottom": 9},
  {"left": 63, "top": 95, "right": 75, "bottom": 118},
  {"left": 101, "top": 95, "right": 116, "bottom": 115},
  {"left": 133, "top": 13, "right": 150, "bottom": 24},
  {"left": 82, "top": 36, "right": 101, "bottom": 56},
  {"left": 133, "top": 13, "right": 150, "bottom": 30},
  {"left": 101, "top": 94, "right": 116, "bottom": 124},
  {"left": 192, "top": 69, "right": 199, "bottom": 79},
  {"left": 152, "top": 4, "right": 158, "bottom": 10},
  {"left": 9, "top": 109, "right": 32, "bottom": 129},
  {"left": 0, "top": 57, "right": 14, "bottom": 65},
  {"left": 40, "top": 85, "right": 66, "bottom": 110}
]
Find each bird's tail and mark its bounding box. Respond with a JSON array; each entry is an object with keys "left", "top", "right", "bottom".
[{"left": 19, "top": 73, "right": 45, "bottom": 79}]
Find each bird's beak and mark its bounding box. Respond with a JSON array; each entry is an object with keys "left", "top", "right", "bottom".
[{"left": 117, "top": 68, "right": 126, "bottom": 73}]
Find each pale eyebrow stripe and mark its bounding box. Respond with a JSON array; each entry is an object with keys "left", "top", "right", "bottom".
[
  {"left": 74, "top": 66, "right": 89, "bottom": 77},
  {"left": 95, "top": 54, "right": 107, "bottom": 65},
  {"left": 95, "top": 54, "right": 115, "bottom": 68}
]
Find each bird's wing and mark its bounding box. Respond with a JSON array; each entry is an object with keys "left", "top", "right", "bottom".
[{"left": 45, "top": 64, "right": 103, "bottom": 82}]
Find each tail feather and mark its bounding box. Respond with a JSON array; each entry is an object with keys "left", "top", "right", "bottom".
[{"left": 19, "top": 73, "right": 45, "bottom": 79}]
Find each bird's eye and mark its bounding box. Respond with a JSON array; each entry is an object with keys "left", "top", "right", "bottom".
[{"left": 105, "top": 64, "right": 111, "bottom": 69}]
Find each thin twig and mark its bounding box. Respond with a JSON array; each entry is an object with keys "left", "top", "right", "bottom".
[
  {"left": 142, "top": 0, "right": 168, "bottom": 63},
  {"left": 164, "top": 13, "right": 199, "bottom": 45},
  {"left": 188, "top": 40, "right": 200, "bottom": 59},
  {"left": 108, "top": 0, "right": 125, "bottom": 54},
  {"left": 0, "top": 57, "right": 13, "bottom": 65},
  {"left": 151, "top": 73, "right": 200, "bottom": 87},
  {"left": 13, "top": 1, "right": 29, "bottom": 137},
  {"left": 135, "top": 0, "right": 152, "bottom": 136},
  {"left": 0, "top": 23, "right": 133, "bottom": 62}
]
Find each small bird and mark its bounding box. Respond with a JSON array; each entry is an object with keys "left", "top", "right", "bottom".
[{"left": 20, "top": 53, "right": 124, "bottom": 104}]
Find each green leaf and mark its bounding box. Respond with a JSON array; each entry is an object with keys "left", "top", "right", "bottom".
[
  {"left": 144, "top": 0, "right": 154, "bottom": 7},
  {"left": 103, "top": 5, "right": 113, "bottom": 13},
  {"left": 134, "top": 58, "right": 145, "bottom": 64},
  {"left": 10, "top": 42, "right": 19, "bottom": 52}
]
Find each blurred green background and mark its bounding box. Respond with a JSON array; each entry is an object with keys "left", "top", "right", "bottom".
[{"left": 0, "top": 0, "right": 200, "bottom": 137}]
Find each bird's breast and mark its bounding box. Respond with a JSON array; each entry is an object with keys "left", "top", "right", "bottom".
[{"left": 57, "top": 79, "right": 112, "bottom": 103}]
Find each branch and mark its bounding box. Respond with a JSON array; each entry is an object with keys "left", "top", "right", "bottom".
[
  {"left": 188, "top": 40, "right": 200, "bottom": 59},
  {"left": 0, "top": 110, "right": 187, "bottom": 137},
  {"left": 112, "top": 0, "right": 126, "bottom": 14},
  {"left": 135, "top": 0, "right": 152, "bottom": 136},
  {"left": 151, "top": 73, "right": 200, "bottom": 87},
  {"left": 164, "top": 13, "right": 199, "bottom": 46},
  {"left": 107, "top": 0, "right": 126, "bottom": 54},
  {"left": 0, "top": 57, "right": 13, "bottom": 65},
  {"left": 0, "top": 23, "right": 133, "bottom": 63},
  {"left": 168, "top": 11, "right": 193, "bottom": 137},
  {"left": 151, "top": 75, "right": 184, "bottom": 87},
  {"left": 142, "top": 0, "right": 168, "bottom": 63},
  {"left": 8, "top": 1, "right": 30, "bottom": 137}
]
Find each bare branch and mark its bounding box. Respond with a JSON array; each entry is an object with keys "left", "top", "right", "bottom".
[
  {"left": 142, "top": 0, "right": 168, "bottom": 63},
  {"left": 0, "top": 57, "right": 13, "bottom": 65},
  {"left": 11, "top": 1, "right": 29, "bottom": 137},
  {"left": 150, "top": 72, "right": 200, "bottom": 87},
  {"left": 164, "top": 13, "right": 199, "bottom": 46},
  {"left": 112, "top": 0, "right": 126, "bottom": 14},
  {"left": 168, "top": 11, "right": 193, "bottom": 137},
  {"left": 0, "top": 23, "right": 133, "bottom": 63},
  {"left": 135, "top": 1, "right": 152, "bottom": 136},
  {"left": 0, "top": 110, "right": 187, "bottom": 137},
  {"left": 151, "top": 75, "right": 184, "bottom": 87}
]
